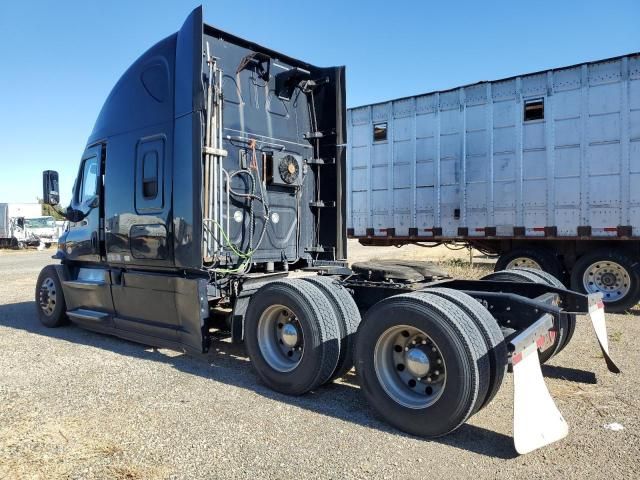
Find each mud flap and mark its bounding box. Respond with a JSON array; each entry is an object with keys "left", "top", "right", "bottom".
[
  {"left": 510, "top": 314, "right": 568, "bottom": 454},
  {"left": 587, "top": 294, "right": 621, "bottom": 374}
]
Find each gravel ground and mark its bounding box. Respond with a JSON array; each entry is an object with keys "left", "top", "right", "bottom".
[{"left": 0, "top": 246, "right": 638, "bottom": 479}]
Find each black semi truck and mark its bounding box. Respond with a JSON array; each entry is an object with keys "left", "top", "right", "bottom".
[{"left": 37, "top": 7, "right": 618, "bottom": 454}]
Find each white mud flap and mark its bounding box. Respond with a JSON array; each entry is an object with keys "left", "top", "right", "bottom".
[
  {"left": 510, "top": 314, "right": 568, "bottom": 454},
  {"left": 587, "top": 294, "right": 621, "bottom": 374}
]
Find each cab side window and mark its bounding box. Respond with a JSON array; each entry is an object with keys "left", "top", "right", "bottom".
[{"left": 78, "top": 156, "right": 99, "bottom": 203}]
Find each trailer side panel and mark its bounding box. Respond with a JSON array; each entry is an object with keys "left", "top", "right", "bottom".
[{"left": 347, "top": 53, "right": 640, "bottom": 242}]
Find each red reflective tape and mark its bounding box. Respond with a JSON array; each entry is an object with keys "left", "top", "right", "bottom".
[
  {"left": 474, "top": 228, "right": 485, "bottom": 232},
  {"left": 536, "top": 335, "right": 546, "bottom": 349},
  {"left": 423, "top": 228, "right": 433, "bottom": 232},
  {"left": 512, "top": 352, "right": 523, "bottom": 365},
  {"left": 603, "top": 227, "right": 617, "bottom": 232},
  {"left": 597, "top": 300, "right": 605, "bottom": 309},
  {"left": 533, "top": 227, "right": 545, "bottom": 232}
]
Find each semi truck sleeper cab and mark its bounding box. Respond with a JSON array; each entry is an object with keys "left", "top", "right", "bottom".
[{"left": 36, "top": 6, "right": 619, "bottom": 454}]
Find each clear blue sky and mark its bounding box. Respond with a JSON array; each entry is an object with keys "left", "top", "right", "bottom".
[{"left": 0, "top": 0, "right": 638, "bottom": 205}]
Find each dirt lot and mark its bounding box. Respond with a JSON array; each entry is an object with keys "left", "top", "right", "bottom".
[{"left": 1, "top": 244, "right": 638, "bottom": 479}]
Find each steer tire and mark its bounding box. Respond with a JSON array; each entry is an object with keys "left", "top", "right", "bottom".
[
  {"left": 570, "top": 249, "right": 640, "bottom": 313},
  {"left": 354, "top": 291, "right": 490, "bottom": 438},
  {"left": 35, "top": 265, "right": 68, "bottom": 328},
  {"left": 302, "top": 276, "right": 362, "bottom": 381},
  {"left": 425, "top": 288, "right": 507, "bottom": 411},
  {"left": 244, "top": 279, "right": 341, "bottom": 396},
  {"left": 481, "top": 268, "right": 568, "bottom": 363},
  {"left": 513, "top": 266, "right": 577, "bottom": 352},
  {"left": 494, "top": 247, "right": 563, "bottom": 280}
]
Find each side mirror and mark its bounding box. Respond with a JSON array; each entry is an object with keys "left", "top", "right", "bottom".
[{"left": 43, "top": 170, "right": 60, "bottom": 206}]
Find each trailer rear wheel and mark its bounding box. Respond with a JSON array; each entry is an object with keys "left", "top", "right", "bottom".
[
  {"left": 302, "top": 276, "right": 361, "bottom": 381},
  {"left": 244, "top": 279, "right": 341, "bottom": 395},
  {"left": 570, "top": 250, "right": 640, "bottom": 313},
  {"left": 35, "top": 265, "right": 68, "bottom": 327},
  {"left": 354, "top": 292, "right": 490, "bottom": 437},
  {"left": 424, "top": 288, "right": 507, "bottom": 411},
  {"left": 495, "top": 248, "right": 563, "bottom": 280},
  {"left": 481, "top": 269, "right": 568, "bottom": 363}
]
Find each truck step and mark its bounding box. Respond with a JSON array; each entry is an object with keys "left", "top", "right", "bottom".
[
  {"left": 63, "top": 280, "right": 106, "bottom": 290},
  {"left": 66, "top": 309, "right": 110, "bottom": 322}
]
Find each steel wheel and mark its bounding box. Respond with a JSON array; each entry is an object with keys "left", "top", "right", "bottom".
[
  {"left": 374, "top": 325, "right": 446, "bottom": 409},
  {"left": 505, "top": 257, "right": 541, "bottom": 270},
  {"left": 38, "top": 277, "right": 57, "bottom": 316},
  {"left": 257, "top": 304, "right": 304, "bottom": 373},
  {"left": 582, "top": 261, "right": 631, "bottom": 302}
]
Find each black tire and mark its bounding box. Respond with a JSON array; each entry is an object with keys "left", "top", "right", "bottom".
[
  {"left": 244, "top": 279, "right": 341, "bottom": 395},
  {"left": 512, "top": 267, "right": 577, "bottom": 352},
  {"left": 35, "top": 265, "right": 68, "bottom": 327},
  {"left": 302, "top": 276, "right": 362, "bottom": 381},
  {"left": 17, "top": 241, "right": 25, "bottom": 250},
  {"left": 494, "top": 247, "right": 563, "bottom": 280},
  {"left": 44, "top": 243, "right": 52, "bottom": 249},
  {"left": 481, "top": 269, "right": 568, "bottom": 363},
  {"left": 425, "top": 288, "right": 507, "bottom": 411},
  {"left": 354, "top": 291, "right": 490, "bottom": 437},
  {"left": 570, "top": 249, "right": 640, "bottom": 313}
]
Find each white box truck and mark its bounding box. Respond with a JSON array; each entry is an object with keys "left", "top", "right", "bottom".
[
  {"left": 0, "top": 202, "right": 45, "bottom": 248},
  {"left": 347, "top": 53, "right": 640, "bottom": 311}
]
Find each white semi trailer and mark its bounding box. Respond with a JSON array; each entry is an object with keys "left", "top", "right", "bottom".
[{"left": 347, "top": 52, "right": 640, "bottom": 311}]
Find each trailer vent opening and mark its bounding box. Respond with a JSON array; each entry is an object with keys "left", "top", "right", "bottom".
[
  {"left": 524, "top": 98, "right": 544, "bottom": 121},
  {"left": 373, "top": 122, "right": 388, "bottom": 142}
]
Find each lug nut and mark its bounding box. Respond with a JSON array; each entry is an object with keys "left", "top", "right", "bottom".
[
  {"left": 431, "top": 347, "right": 437, "bottom": 352},
  {"left": 421, "top": 340, "right": 427, "bottom": 345},
  {"left": 426, "top": 376, "right": 432, "bottom": 383},
  {"left": 434, "top": 370, "right": 440, "bottom": 376},
  {"left": 436, "top": 359, "right": 442, "bottom": 365}
]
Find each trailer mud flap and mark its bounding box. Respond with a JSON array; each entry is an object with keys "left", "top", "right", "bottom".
[
  {"left": 510, "top": 314, "right": 568, "bottom": 454},
  {"left": 587, "top": 294, "right": 621, "bottom": 374}
]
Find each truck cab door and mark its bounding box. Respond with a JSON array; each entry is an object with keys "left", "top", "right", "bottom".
[{"left": 65, "top": 145, "right": 104, "bottom": 262}]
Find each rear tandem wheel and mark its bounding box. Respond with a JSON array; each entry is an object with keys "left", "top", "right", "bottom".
[
  {"left": 244, "top": 279, "right": 342, "bottom": 395},
  {"left": 354, "top": 291, "right": 491, "bottom": 437},
  {"left": 481, "top": 268, "right": 570, "bottom": 362}
]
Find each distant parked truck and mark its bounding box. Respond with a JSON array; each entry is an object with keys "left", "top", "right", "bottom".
[
  {"left": 24, "top": 216, "right": 58, "bottom": 246},
  {"left": 0, "top": 203, "right": 44, "bottom": 248},
  {"left": 347, "top": 52, "right": 640, "bottom": 311}
]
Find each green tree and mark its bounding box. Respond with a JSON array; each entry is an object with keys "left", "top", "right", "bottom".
[{"left": 37, "top": 198, "right": 66, "bottom": 220}]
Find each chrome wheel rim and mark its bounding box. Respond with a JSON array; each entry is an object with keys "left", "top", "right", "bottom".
[
  {"left": 374, "top": 325, "right": 446, "bottom": 409},
  {"left": 506, "top": 257, "right": 541, "bottom": 270},
  {"left": 582, "top": 261, "right": 631, "bottom": 302},
  {"left": 39, "top": 277, "right": 57, "bottom": 316},
  {"left": 257, "top": 305, "right": 304, "bottom": 372}
]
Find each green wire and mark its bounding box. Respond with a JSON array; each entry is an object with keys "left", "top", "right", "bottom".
[{"left": 205, "top": 220, "right": 256, "bottom": 274}]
